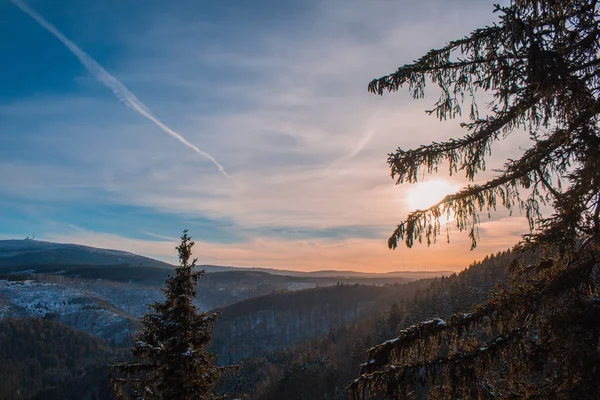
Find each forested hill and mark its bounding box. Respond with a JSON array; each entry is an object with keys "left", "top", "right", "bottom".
[
  {"left": 0, "top": 318, "right": 118, "bottom": 400},
  {"left": 218, "top": 249, "right": 520, "bottom": 399},
  {"left": 0, "top": 239, "right": 172, "bottom": 271},
  {"left": 211, "top": 280, "right": 435, "bottom": 364}
]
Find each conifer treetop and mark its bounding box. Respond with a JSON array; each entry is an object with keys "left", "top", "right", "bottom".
[{"left": 111, "top": 230, "right": 229, "bottom": 400}]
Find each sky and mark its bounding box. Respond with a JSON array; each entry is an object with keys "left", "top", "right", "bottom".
[{"left": 0, "top": 0, "right": 532, "bottom": 272}]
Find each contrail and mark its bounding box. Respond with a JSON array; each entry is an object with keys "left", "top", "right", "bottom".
[
  {"left": 10, "top": 0, "right": 234, "bottom": 181},
  {"left": 328, "top": 109, "right": 381, "bottom": 170}
]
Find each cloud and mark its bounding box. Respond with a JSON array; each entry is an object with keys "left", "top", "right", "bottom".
[
  {"left": 97, "top": 1, "right": 503, "bottom": 230},
  {"left": 45, "top": 226, "right": 179, "bottom": 264},
  {"left": 2, "top": 0, "right": 534, "bottom": 271},
  {"left": 9, "top": 0, "right": 234, "bottom": 182}
]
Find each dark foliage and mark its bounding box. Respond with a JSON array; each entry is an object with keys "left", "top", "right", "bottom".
[
  {"left": 212, "top": 283, "right": 425, "bottom": 364},
  {"left": 217, "top": 251, "right": 512, "bottom": 399},
  {"left": 349, "top": 1, "right": 600, "bottom": 398},
  {"left": 0, "top": 317, "right": 116, "bottom": 400}
]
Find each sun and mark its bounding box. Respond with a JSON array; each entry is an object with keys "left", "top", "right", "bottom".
[{"left": 406, "top": 180, "right": 460, "bottom": 211}]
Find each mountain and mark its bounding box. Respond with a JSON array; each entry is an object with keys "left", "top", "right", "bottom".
[
  {"left": 0, "top": 239, "right": 451, "bottom": 281},
  {"left": 0, "top": 239, "right": 172, "bottom": 270},
  {"left": 199, "top": 265, "right": 452, "bottom": 279},
  {"left": 0, "top": 239, "right": 174, "bottom": 286}
]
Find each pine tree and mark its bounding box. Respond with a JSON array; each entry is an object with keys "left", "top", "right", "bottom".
[
  {"left": 111, "top": 230, "right": 225, "bottom": 400},
  {"left": 348, "top": 1, "right": 600, "bottom": 398}
]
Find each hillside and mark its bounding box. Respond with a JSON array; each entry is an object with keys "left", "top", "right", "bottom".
[
  {"left": 0, "top": 239, "right": 172, "bottom": 271},
  {"left": 211, "top": 280, "right": 436, "bottom": 364},
  {"left": 217, "top": 250, "right": 518, "bottom": 399},
  {"left": 0, "top": 277, "right": 139, "bottom": 346},
  {"left": 0, "top": 249, "right": 519, "bottom": 400},
  {"left": 0, "top": 318, "right": 117, "bottom": 400}
]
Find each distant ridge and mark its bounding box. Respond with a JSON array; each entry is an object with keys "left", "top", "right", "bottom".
[
  {"left": 0, "top": 239, "right": 452, "bottom": 279},
  {"left": 200, "top": 265, "right": 453, "bottom": 279},
  {"left": 0, "top": 239, "right": 173, "bottom": 271}
]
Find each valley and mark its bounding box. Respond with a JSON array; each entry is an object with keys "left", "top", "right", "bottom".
[{"left": 0, "top": 239, "right": 449, "bottom": 352}]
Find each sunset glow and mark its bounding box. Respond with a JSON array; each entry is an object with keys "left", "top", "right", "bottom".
[
  {"left": 406, "top": 180, "right": 461, "bottom": 211},
  {"left": 0, "top": 0, "right": 526, "bottom": 272}
]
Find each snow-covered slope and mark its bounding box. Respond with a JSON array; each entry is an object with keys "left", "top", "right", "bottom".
[
  {"left": 0, "top": 272, "right": 223, "bottom": 345},
  {"left": 0, "top": 279, "right": 140, "bottom": 344}
]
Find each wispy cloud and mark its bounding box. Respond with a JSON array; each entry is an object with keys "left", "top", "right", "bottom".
[
  {"left": 2, "top": 0, "right": 530, "bottom": 271},
  {"left": 9, "top": 0, "right": 234, "bottom": 182},
  {"left": 3, "top": 0, "right": 509, "bottom": 234}
]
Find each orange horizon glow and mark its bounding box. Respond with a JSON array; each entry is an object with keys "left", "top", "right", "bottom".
[{"left": 42, "top": 216, "right": 529, "bottom": 274}]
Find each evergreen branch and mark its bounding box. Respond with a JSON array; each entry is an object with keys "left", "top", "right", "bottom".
[
  {"left": 359, "top": 255, "right": 597, "bottom": 379},
  {"left": 351, "top": 329, "right": 521, "bottom": 390},
  {"left": 368, "top": 26, "right": 503, "bottom": 95},
  {"left": 389, "top": 103, "right": 597, "bottom": 250},
  {"left": 387, "top": 96, "right": 537, "bottom": 185},
  {"left": 535, "top": 167, "right": 562, "bottom": 199}
]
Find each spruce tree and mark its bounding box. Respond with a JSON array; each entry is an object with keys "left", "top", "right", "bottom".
[
  {"left": 111, "top": 230, "right": 223, "bottom": 400},
  {"left": 348, "top": 1, "right": 600, "bottom": 398}
]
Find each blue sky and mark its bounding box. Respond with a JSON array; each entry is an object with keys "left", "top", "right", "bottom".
[{"left": 0, "top": 0, "right": 528, "bottom": 271}]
